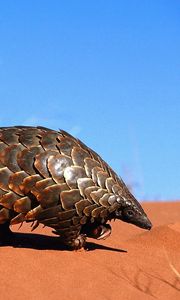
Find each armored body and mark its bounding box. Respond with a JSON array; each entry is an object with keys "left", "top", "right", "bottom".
[{"left": 0, "top": 126, "right": 152, "bottom": 249}]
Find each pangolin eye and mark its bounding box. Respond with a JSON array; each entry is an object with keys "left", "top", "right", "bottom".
[{"left": 125, "top": 210, "right": 134, "bottom": 217}]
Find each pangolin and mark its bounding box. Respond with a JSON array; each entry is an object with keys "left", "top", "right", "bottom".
[{"left": 0, "top": 126, "right": 152, "bottom": 249}]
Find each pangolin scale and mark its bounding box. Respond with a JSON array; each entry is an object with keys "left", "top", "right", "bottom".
[{"left": 0, "top": 126, "right": 152, "bottom": 249}]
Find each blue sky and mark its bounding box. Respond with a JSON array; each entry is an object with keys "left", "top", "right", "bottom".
[{"left": 0, "top": 1, "right": 180, "bottom": 201}]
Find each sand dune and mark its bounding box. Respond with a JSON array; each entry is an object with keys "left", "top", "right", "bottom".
[{"left": 0, "top": 202, "right": 179, "bottom": 300}]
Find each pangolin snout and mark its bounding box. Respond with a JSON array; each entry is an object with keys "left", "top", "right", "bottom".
[{"left": 141, "top": 216, "right": 152, "bottom": 230}]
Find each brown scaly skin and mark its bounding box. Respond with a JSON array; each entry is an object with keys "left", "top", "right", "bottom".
[{"left": 0, "top": 126, "right": 152, "bottom": 250}]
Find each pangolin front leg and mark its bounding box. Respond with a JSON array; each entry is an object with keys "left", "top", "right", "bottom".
[
  {"left": 54, "top": 227, "right": 87, "bottom": 250},
  {"left": 69, "top": 234, "right": 87, "bottom": 250}
]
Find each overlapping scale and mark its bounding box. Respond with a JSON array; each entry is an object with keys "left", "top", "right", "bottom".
[
  {"left": 34, "top": 151, "right": 58, "bottom": 178},
  {"left": 71, "top": 146, "right": 90, "bottom": 167},
  {"left": 60, "top": 189, "right": 82, "bottom": 210},
  {"left": 57, "top": 136, "right": 78, "bottom": 156},
  {"left": 90, "top": 188, "right": 107, "bottom": 205},
  {"left": 64, "top": 166, "right": 86, "bottom": 189},
  {"left": 83, "top": 204, "right": 97, "bottom": 217},
  {"left": 0, "top": 167, "right": 13, "bottom": 191},
  {"left": 96, "top": 171, "right": 109, "bottom": 188},
  {"left": 0, "top": 144, "right": 25, "bottom": 172},
  {"left": 37, "top": 184, "right": 69, "bottom": 208},
  {"left": 112, "top": 183, "right": 122, "bottom": 194},
  {"left": 19, "top": 174, "right": 42, "bottom": 195},
  {"left": 108, "top": 195, "right": 117, "bottom": 206},
  {"left": 13, "top": 196, "right": 31, "bottom": 213},
  {"left": 10, "top": 213, "right": 26, "bottom": 225},
  {"left": 17, "top": 146, "right": 43, "bottom": 175},
  {"left": 40, "top": 217, "right": 59, "bottom": 227},
  {"left": 99, "top": 194, "right": 111, "bottom": 208},
  {"left": 83, "top": 186, "right": 99, "bottom": 201},
  {"left": 48, "top": 153, "right": 72, "bottom": 183},
  {"left": 0, "top": 128, "right": 20, "bottom": 144},
  {"left": 0, "top": 191, "right": 19, "bottom": 209},
  {"left": 100, "top": 208, "right": 109, "bottom": 218},
  {"left": 40, "top": 131, "right": 59, "bottom": 150},
  {"left": 72, "top": 216, "right": 81, "bottom": 225},
  {"left": 25, "top": 205, "right": 43, "bottom": 220},
  {"left": 91, "top": 206, "right": 105, "bottom": 218},
  {"left": 8, "top": 171, "right": 28, "bottom": 195},
  {"left": 77, "top": 177, "right": 94, "bottom": 197},
  {"left": 75, "top": 199, "right": 91, "bottom": 216},
  {"left": 58, "top": 209, "right": 76, "bottom": 221},
  {"left": 34, "top": 178, "right": 55, "bottom": 191},
  {"left": 0, "top": 143, "right": 7, "bottom": 168},
  {"left": 18, "top": 128, "right": 41, "bottom": 147},
  {"left": 84, "top": 158, "right": 101, "bottom": 177},
  {"left": 91, "top": 166, "right": 103, "bottom": 184},
  {"left": 51, "top": 219, "right": 72, "bottom": 229},
  {"left": 37, "top": 205, "right": 63, "bottom": 221},
  {"left": 54, "top": 224, "right": 81, "bottom": 237},
  {"left": 80, "top": 216, "right": 87, "bottom": 224},
  {"left": 105, "top": 177, "right": 116, "bottom": 193}
]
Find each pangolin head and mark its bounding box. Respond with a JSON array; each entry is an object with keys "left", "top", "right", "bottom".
[{"left": 110, "top": 184, "right": 152, "bottom": 230}]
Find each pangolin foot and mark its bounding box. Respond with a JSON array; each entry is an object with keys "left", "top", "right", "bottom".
[
  {"left": 63, "top": 234, "right": 87, "bottom": 250},
  {"left": 72, "top": 234, "right": 87, "bottom": 250}
]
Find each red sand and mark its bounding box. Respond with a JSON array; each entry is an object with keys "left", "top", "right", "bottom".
[{"left": 0, "top": 202, "right": 180, "bottom": 300}]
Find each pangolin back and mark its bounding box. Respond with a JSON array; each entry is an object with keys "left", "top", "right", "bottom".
[{"left": 0, "top": 126, "right": 152, "bottom": 249}]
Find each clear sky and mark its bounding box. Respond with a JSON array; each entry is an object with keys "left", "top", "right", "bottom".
[{"left": 0, "top": 1, "right": 180, "bottom": 201}]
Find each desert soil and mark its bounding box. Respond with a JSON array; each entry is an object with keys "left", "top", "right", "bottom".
[{"left": 0, "top": 201, "right": 180, "bottom": 300}]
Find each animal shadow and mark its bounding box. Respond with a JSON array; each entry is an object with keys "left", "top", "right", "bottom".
[{"left": 0, "top": 231, "right": 127, "bottom": 253}]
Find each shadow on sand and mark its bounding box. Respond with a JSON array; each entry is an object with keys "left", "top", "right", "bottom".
[{"left": 0, "top": 231, "right": 127, "bottom": 253}]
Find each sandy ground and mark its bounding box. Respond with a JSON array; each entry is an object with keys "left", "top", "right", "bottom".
[{"left": 0, "top": 202, "right": 180, "bottom": 300}]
